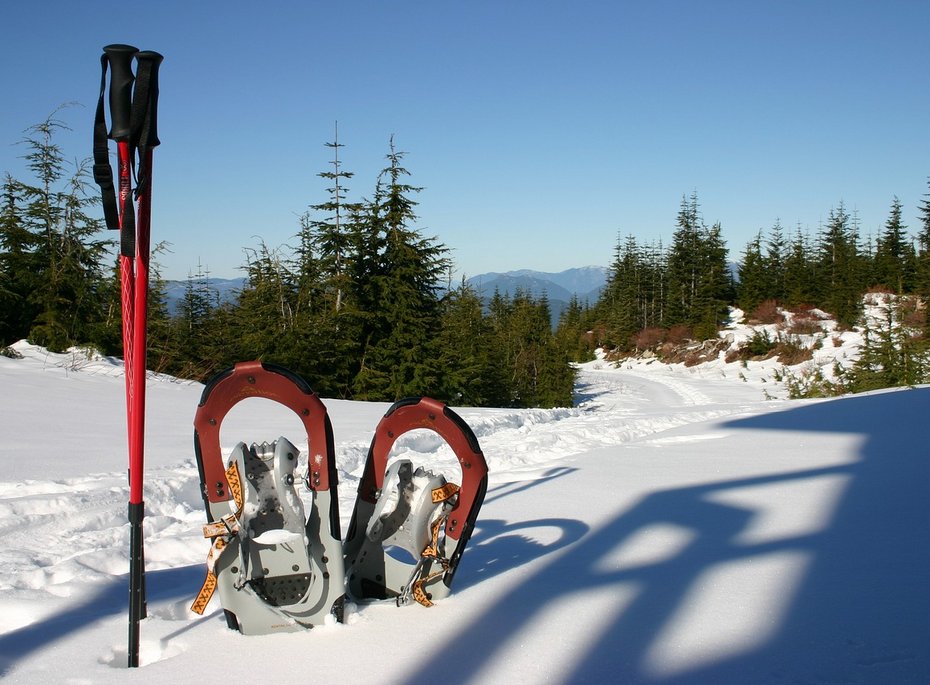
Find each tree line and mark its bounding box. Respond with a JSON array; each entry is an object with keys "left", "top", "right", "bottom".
[{"left": 0, "top": 114, "right": 573, "bottom": 408}]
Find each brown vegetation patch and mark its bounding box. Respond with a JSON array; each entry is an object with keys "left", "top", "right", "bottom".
[{"left": 748, "top": 300, "right": 785, "bottom": 325}]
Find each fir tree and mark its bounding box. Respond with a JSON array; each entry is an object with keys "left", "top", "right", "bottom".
[
  {"left": 816, "top": 203, "right": 862, "bottom": 327},
  {"left": 600, "top": 234, "right": 643, "bottom": 349},
  {"left": 738, "top": 231, "right": 768, "bottom": 314},
  {"left": 783, "top": 224, "right": 817, "bottom": 306},
  {"left": 873, "top": 197, "right": 916, "bottom": 294},
  {"left": 8, "top": 112, "right": 111, "bottom": 351},
  {"left": 665, "top": 193, "right": 702, "bottom": 327},
  {"left": 353, "top": 139, "right": 450, "bottom": 401},
  {"left": 172, "top": 262, "right": 220, "bottom": 379},
  {"left": 435, "top": 280, "right": 507, "bottom": 406},
  {"left": 764, "top": 220, "right": 788, "bottom": 302},
  {"left": 0, "top": 174, "right": 41, "bottom": 346}
]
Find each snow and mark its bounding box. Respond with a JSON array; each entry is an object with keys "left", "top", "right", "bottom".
[{"left": 1, "top": 330, "right": 929, "bottom": 684}]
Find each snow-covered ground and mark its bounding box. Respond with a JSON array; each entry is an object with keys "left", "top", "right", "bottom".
[{"left": 0, "top": 331, "right": 928, "bottom": 684}]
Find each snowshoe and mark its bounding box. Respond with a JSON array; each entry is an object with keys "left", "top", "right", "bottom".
[
  {"left": 344, "top": 397, "right": 488, "bottom": 607},
  {"left": 190, "top": 361, "right": 345, "bottom": 634}
]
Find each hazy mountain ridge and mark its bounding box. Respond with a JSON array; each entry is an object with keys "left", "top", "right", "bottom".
[{"left": 162, "top": 267, "right": 610, "bottom": 318}]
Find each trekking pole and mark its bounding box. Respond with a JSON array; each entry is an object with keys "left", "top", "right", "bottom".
[
  {"left": 94, "top": 43, "right": 162, "bottom": 669},
  {"left": 126, "top": 50, "right": 162, "bottom": 669}
]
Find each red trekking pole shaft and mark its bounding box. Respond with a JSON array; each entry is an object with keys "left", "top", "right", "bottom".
[
  {"left": 103, "top": 44, "right": 138, "bottom": 457},
  {"left": 128, "top": 50, "right": 162, "bottom": 506}
]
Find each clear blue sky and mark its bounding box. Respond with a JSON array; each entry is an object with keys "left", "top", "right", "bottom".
[{"left": 3, "top": 1, "right": 930, "bottom": 281}]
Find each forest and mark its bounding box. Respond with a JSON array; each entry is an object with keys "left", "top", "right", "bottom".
[{"left": 2, "top": 112, "right": 930, "bottom": 406}]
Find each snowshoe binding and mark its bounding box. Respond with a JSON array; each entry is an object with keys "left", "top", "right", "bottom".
[
  {"left": 344, "top": 397, "right": 488, "bottom": 607},
  {"left": 190, "top": 361, "right": 345, "bottom": 634}
]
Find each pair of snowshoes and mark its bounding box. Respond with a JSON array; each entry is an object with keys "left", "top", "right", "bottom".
[{"left": 190, "top": 361, "right": 488, "bottom": 635}]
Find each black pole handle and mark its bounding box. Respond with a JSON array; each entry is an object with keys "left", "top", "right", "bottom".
[
  {"left": 103, "top": 44, "right": 138, "bottom": 141},
  {"left": 133, "top": 51, "right": 163, "bottom": 148}
]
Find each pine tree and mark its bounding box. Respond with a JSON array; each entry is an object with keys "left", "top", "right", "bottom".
[
  {"left": 435, "top": 280, "right": 507, "bottom": 406},
  {"left": 299, "top": 125, "right": 363, "bottom": 315},
  {"left": 816, "top": 203, "right": 862, "bottom": 327},
  {"left": 764, "top": 220, "right": 788, "bottom": 302},
  {"left": 172, "top": 262, "right": 220, "bottom": 379},
  {"left": 353, "top": 139, "right": 450, "bottom": 401},
  {"left": 849, "top": 296, "right": 928, "bottom": 392},
  {"left": 783, "top": 224, "right": 816, "bottom": 306},
  {"left": 665, "top": 193, "right": 702, "bottom": 327},
  {"left": 9, "top": 113, "right": 111, "bottom": 351},
  {"left": 873, "top": 197, "right": 916, "bottom": 294},
  {"left": 738, "top": 231, "right": 768, "bottom": 315},
  {"left": 555, "top": 294, "right": 595, "bottom": 362},
  {"left": 0, "top": 174, "right": 41, "bottom": 346},
  {"left": 600, "top": 234, "right": 642, "bottom": 349}
]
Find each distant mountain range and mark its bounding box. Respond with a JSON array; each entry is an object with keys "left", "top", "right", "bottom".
[
  {"left": 162, "top": 266, "right": 610, "bottom": 323},
  {"left": 162, "top": 277, "right": 245, "bottom": 315}
]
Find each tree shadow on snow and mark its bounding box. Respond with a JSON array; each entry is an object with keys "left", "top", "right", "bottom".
[
  {"left": 0, "top": 564, "right": 206, "bottom": 676},
  {"left": 403, "top": 386, "right": 930, "bottom": 684}
]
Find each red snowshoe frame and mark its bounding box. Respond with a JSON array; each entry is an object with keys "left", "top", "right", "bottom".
[
  {"left": 192, "top": 361, "right": 345, "bottom": 633},
  {"left": 344, "top": 397, "right": 489, "bottom": 606}
]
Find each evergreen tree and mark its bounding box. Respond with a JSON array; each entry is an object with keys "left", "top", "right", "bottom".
[
  {"left": 435, "top": 280, "right": 507, "bottom": 405},
  {"left": 764, "top": 220, "right": 788, "bottom": 302},
  {"left": 873, "top": 197, "right": 916, "bottom": 294},
  {"left": 783, "top": 224, "right": 817, "bottom": 306},
  {"left": 353, "top": 139, "right": 450, "bottom": 401},
  {"left": 665, "top": 193, "right": 702, "bottom": 327},
  {"left": 555, "top": 294, "right": 595, "bottom": 362},
  {"left": 299, "top": 125, "right": 362, "bottom": 315},
  {"left": 848, "top": 296, "right": 928, "bottom": 391},
  {"left": 600, "top": 234, "right": 642, "bottom": 349},
  {"left": 664, "top": 194, "right": 729, "bottom": 337},
  {"left": 738, "top": 231, "right": 768, "bottom": 314},
  {"left": 7, "top": 113, "right": 111, "bottom": 350},
  {"left": 816, "top": 203, "right": 862, "bottom": 327},
  {"left": 233, "top": 242, "right": 298, "bottom": 363},
  {"left": 0, "top": 174, "right": 41, "bottom": 346},
  {"left": 172, "top": 262, "right": 220, "bottom": 379}
]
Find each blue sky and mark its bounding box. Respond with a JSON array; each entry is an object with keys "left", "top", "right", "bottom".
[{"left": 2, "top": 1, "right": 930, "bottom": 281}]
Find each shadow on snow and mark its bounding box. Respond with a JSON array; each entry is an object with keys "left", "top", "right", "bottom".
[
  {"left": 0, "top": 564, "right": 206, "bottom": 676},
  {"left": 404, "top": 386, "right": 930, "bottom": 684}
]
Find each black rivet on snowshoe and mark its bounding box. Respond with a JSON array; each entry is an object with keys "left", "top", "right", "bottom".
[
  {"left": 209, "top": 418, "right": 217, "bottom": 426},
  {"left": 231, "top": 566, "right": 238, "bottom": 573},
  {"left": 302, "top": 408, "right": 310, "bottom": 416},
  {"left": 323, "top": 572, "right": 330, "bottom": 579},
  {"left": 284, "top": 474, "right": 294, "bottom": 485},
  {"left": 428, "top": 413, "right": 436, "bottom": 421},
  {"left": 387, "top": 431, "right": 394, "bottom": 438},
  {"left": 247, "top": 376, "right": 256, "bottom": 384},
  {"left": 263, "top": 568, "right": 269, "bottom": 575},
  {"left": 287, "top": 452, "right": 294, "bottom": 460},
  {"left": 321, "top": 556, "right": 328, "bottom": 563},
  {"left": 292, "top": 564, "right": 299, "bottom": 572},
  {"left": 464, "top": 462, "right": 471, "bottom": 469}
]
